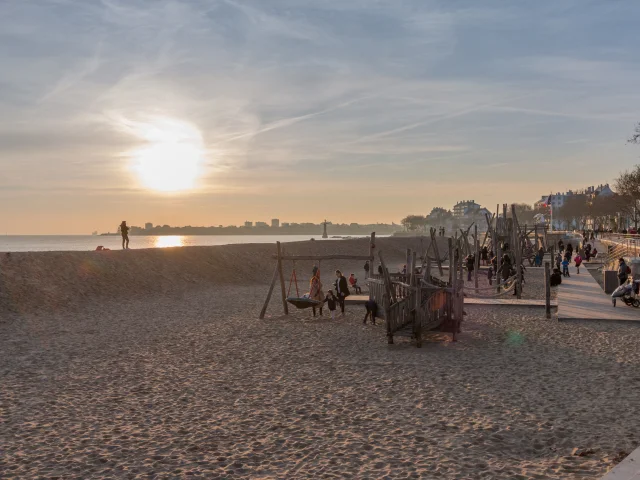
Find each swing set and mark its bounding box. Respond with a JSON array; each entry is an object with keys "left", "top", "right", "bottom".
[
  {"left": 259, "top": 233, "right": 376, "bottom": 319},
  {"left": 284, "top": 261, "right": 323, "bottom": 309}
]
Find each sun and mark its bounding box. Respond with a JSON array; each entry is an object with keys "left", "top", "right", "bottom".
[{"left": 127, "top": 116, "right": 205, "bottom": 192}]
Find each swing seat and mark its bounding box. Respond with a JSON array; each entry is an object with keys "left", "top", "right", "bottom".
[{"left": 287, "top": 297, "right": 322, "bottom": 309}]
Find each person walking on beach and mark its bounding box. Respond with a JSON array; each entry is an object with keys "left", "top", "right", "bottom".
[
  {"left": 555, "top": 252, "right": 562, "bottom": 271},
  {"left": 309, "top": 266, "right": 324, "bottom": 317},
  {"left": 363, "top": 260, "right": 370, "bottom": 279},
  {"left": 558, "top": 239, "right": 564, "bottom": 253},
  {"left": 378, "top": 264, "right": 383, "bottom": 275},
  {"left": 119, "top": 221, "right": 130, "bottom": 250},
  {"left": 334, "top": 270, "right": 350, "bottom": 315},
  {"left": 574, "top": 253, "right": 583, "bottom": 274},
  {"left": 325, "top": 290, "right": 338, "bottom": 320},
  {"left": 487, "top": 264, "right": 494, "bottom": 286}
]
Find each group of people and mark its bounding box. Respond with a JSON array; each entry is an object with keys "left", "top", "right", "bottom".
[
  {"left": 554, "top": 239, "right": 597, "bottom": 278},
  {"left": 463, "top": 245, "right": 525, "bottom": 296},
  {"left": 308, "top": 267, "right": 365, "bottom": 319}
]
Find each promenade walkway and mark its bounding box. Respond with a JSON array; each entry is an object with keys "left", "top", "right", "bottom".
[
  {"left": 601, "top": 446, "right": 640, "bottom": 479},
  {"left": 557, "top": 263, "right": 640, "bottom": 322}
]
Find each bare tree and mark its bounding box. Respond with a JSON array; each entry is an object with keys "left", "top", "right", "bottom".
[
  {"left": 614, "top": 166, "right": 640, "bottom": 229},
  {"left": 629, "top": 122, "right": 640, "bottom": 144}
]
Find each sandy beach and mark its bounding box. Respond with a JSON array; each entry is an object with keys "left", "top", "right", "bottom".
[{"left": 1, "top": 238, "right": 639, "bottom": 479}]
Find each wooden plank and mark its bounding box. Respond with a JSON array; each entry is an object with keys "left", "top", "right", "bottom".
[
  {"left": 259, "top": 263, "right": 280, "bottom": 319},
  {"left": 276, "top": 242, "right": 289, "bottom": 315}
]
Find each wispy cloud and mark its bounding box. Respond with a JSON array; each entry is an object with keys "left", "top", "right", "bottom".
[{"left": 2, "top": 0, "right": 640, "bottom": 233}]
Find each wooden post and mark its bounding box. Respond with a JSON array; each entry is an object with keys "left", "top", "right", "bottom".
[
  {"left": 496, "top": 243, "right": 502, "bottom": 293},
  {"left": 276, "top": 242, "right": 289, "bottom": 315},
  {"left": 409, "top": 250, "right": 417, "bottom": 287},
  {"left": 448, "top": 237, "right": 453, "bottom": 286},
  {"left": 512, "top": 205, "right": 522, "bottom": 299},
  {"left": 431, "top": 229, "right": 444, "bottom": 277},
  {"left": 406, "top": 248, "right": 411, "bottom": 284},
  {"left": 369, "top": 232, "right": 376, "bottom": 273},
  {"left": 535, "top": 224, "right": 539, "bottom": 251},
  {"left": 544, "top": 261, "right": 551, "bottom": 319},
  {"left": 458, "top": 240, "right": 464, "bottom": 283},
  {"left": 474, "top": 225, "right": 479, "bottom": 289},
  {"left": 379, "top": 251, "right": 397, "bottom": 304},
  {"left": 259, "top": 263, "right": 280, "bottom": 319}
]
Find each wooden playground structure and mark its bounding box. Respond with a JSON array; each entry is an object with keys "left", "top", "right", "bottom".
[
  {"left": 259, "top": 205, "right": 557, "bottom": 346},
  {"left": 259, "top": 231, "right": 465, "bottom": 347}
]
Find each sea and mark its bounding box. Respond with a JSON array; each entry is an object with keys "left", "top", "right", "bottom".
[{"left": 0, "top": 235, "right": 371, "bottom": 253}]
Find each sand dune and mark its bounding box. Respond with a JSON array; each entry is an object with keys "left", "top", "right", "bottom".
[{"left": 0, "top": 236, "right": 430, "bottom": 316}]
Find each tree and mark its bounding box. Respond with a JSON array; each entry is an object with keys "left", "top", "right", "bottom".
[
  {"left": 629, "top": 122, "right": 640, "bottom": 144},
  {"left": 614, "top": 165, "right": 640, "bottom": 228},
  {"left": 425, "top": 207, "right": 453, "bottom": 226},
  {"left": 401, "top": 215, "right": 427, "bottom": 232},
  {"left": 509, "top": 203, "right": 535, "bottom": 224},
  {"left": 556, "top": 195, "right": 589, "bottom": 230}
]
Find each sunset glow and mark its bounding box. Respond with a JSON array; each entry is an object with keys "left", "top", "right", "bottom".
[{"left": 128, "top": 117, "right": 205, "bottom": 193}]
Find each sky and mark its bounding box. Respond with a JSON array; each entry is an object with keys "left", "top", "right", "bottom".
[{"left": 1, "top": 0, "right": 640, "bottom": 234}]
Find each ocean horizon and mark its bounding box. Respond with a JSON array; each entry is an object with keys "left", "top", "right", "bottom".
[{"left": 0, "top": 234, "right": 376, "bottom": 253}]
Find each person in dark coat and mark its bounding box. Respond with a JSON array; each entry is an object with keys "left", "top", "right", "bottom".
[
  {"left": 465, "top": 254, "right": 475, "bottom": 281},
  {"left": 334, "top": 270, "right": 350, "bottom": 315},
  {"left": 481, "top": 246, "right": 489, "bottom": 265},
  {"left": 618, "top": 258, "right": 629, "bottom": 286},
  {"left": 363, "top": 260, "right": 370, "bottom": 279}
]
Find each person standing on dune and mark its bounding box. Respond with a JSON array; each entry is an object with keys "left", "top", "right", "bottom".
[{"left": 119, "top": 221, "right": 130, "bottom": 250}]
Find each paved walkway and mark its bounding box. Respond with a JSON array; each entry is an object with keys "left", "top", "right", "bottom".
[
  {"left": 557, "top": 264, "right": 640, "bottom": 322},
  {"left": 601, "top": 446, "right": 640, "bottom": 479}
]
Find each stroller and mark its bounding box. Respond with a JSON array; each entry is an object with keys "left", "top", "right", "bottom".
[{"left": 611, "top": 279, "right": 640, "bottom": 307}]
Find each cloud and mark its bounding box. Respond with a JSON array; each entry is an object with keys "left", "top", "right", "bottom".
[{"left": 2, "top": 0, "right": 640, "bottom": 232}]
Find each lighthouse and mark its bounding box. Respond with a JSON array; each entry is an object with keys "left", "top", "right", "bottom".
[{"left": 322, "top": 219, "right": 328, "bottom": 239}]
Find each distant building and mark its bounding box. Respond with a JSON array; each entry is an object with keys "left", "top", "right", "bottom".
[
  {"left": 256, "top": 221, "right": 268, "bottom": 227},
  {"left": 145, "top": 222, "right": 154, "bottom": 230},
  {"left": 244, "top": 221, "right": 253, "bottom": 228},
  {"left": 453, "top": 200, "right": 481, "bottom": 217},
  {"left": 271, "top": 218, "right": 280, "bottom": 228},
  {"left": 282, "top": 222, "right": 290, "bottom": 227}
]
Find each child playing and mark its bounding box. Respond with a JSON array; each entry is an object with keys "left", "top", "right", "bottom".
[
  {"left": 348, "top": 273, "right": 362, "bottom": 294},
  {"left": 363, "top": 299, "right": 377, "bottom": 325},
  {"left": 325, "top": 290, "right": 338, "bottom": 319},
  {"left": 574, "top": 254, "right": 582, "bottom": 274},
  {"left": 561, "top": 257, "right": 570, "bottom": 277},
  {"left": 487, "top": 265, "right": 494, "bottom": 286}
]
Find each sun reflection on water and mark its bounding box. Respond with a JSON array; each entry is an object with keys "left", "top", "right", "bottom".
[{"left": 154, "top": 236, "right": 185, "bottom": 248}]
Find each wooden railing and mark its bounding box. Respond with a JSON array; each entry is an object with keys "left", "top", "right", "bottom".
[{"left": 366, "top": 278, "right": 387, "bottom": 320}]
